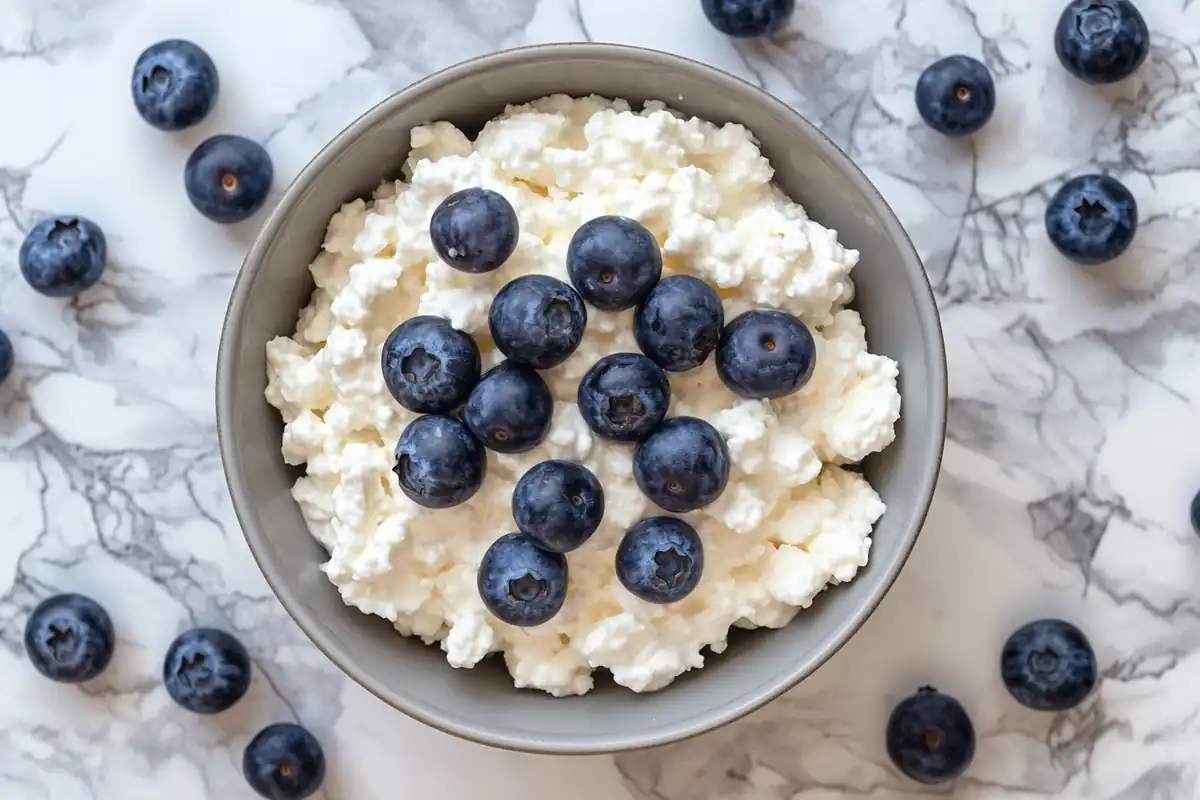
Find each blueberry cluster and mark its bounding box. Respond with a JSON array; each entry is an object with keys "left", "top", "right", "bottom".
[
  {"left": 131, "top": 40, "right": 275, "bottom": 224},
  {"left": 1, "top": 40, "right": 276, "bottom": 391},
  {"left": 886, "top": 619, "right": 1098, "bottom": 784},
  {"left": 382, "top": 189, "right": 819, "bottom": 626},
  {"left": 24, "top": 595, "right": 324, "bottom": 799},
  {"left": 911, "top": 0, "right": 1149, "bottom": 267}
]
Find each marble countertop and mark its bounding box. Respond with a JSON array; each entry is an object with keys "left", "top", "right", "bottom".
[{"left": 3, "top": 0, "right": 1198, "bottom": 797}]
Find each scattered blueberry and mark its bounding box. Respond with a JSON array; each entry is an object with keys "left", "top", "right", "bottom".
[
  {"left": 567, "top": 216, "right": 662, "bottom": 311},
  {"left": 1055, "top": 0, "right": 1150, "bottom": 85},
  {"left": 381, "top": 316, "right": 480, "bottom": 413},
  {"left": 914, "top": 55, "right": 996, "bottom": 138},
  {"left": 1191, "top": 489, "right": 1200, "bottom": 536},
  {"left": 1045, "top": 174, "right": 1137, "bottom": 265},
  {"left": 634, "top": 416, "right": 729, "bottom": 513},
  {"left": 19, "top": 216, "right": 108, "bottom": 297},
  {"left": 701, "top": 0, "right": 795, "bottom": 38},
  {"left": 162, "top": 627, "right": 251, "bottom": 714},
  {"left": 393, "top": 414, "right": 486, "bottom": 509},
  {"left": 0, "top": 329, "right": 13, "bottom": 385},
  {"left": 430, "top": 188, "right": 519, "bottom": 274},
  {"left": 513, "top": 460, "right": 605, "bottom": 553},
  {"left": 477, "top": 532, "right": 568, "bottom": 626},
  {"left": 635, "top": 275, "right": 724, "bottom": 372},
  {"left": 577, "top": 353, "right": 671, "bottom": 443},
  {"left": 243, "top": 723, "right": 326, "bottom": 800},
  {"left": 462, "top": 361, "right": 553, "bottom": 453},
  {"left": 616, "top": 517, "right": 704, "bottom": 604},
  {"left": 131, "top": 39, "right": 219, "bottom": 131},
  {"left": 489, "top": 275, "right": 587, "bottom": 369},
  {"left": 24, "top": 594, "right": 115, "bottom": 683},
  {"left": 716, "top": 309, "right": 816, "bottom": 399},
  {"left": 886, "top": 687, "right": 975, "bottom": 784},
  {"left": 185, "top": 134, "right": 274, "bottom": 224},
  {"left": 1001, "top": 619, "right": 1097, "bottom": 711}
]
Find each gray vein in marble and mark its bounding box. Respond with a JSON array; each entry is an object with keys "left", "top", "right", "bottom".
[{"left": 567, "top": 0, "right": 594, "bottom": 43}]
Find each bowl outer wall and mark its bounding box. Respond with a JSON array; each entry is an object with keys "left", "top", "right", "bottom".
[{"left": 217, "top": 43, "right": 947, "bottom": 754}]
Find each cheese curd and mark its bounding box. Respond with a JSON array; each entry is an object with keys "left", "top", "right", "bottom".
[{"left": 265, "top": 95, "right": 901, "bottom": 696}]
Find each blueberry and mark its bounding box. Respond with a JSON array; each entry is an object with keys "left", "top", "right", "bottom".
[
  {"left": 716, "top": 309, "right": 816, "bottom": 399},
  {"left": 381, "top": 316, "right": 480, "bottom": 413},
  {"left": 1045, "top": 174, "right": 1137, "bottom": 265},
  {"left": 701, "top": 0, "right": 795, "bottom": 38},
  {"left": 162, "top": 627, "right": 251, "bottom": 714},
  {"left": 634, "top": 416, "right": 729, "bottom": 513},
  {"left": 577, "top": 353, "right": 671, "bottom": 443},
  {"left": 0, "top": 329, "right": 13, "bottom": 385},
  {"left": 886, "top": 687, "right": 975, "bottom": 785},
  {"left": 477, "top": 532, "right": 568, "bottom": 626},
  {"left": 1191, "top": 490, "right": 1200, "bottom": 535},
  {"left": 393, "top": 415, "right": 486, "bottom": 509},
  {"left": 185, "top": 135, "right": 274, "bottom": 224},
  {"left": 430, "top": 188, "right": 519, "bottom": 274},
  {"left": 489, "top": 275, "right": 587, "bottom": 369},
  {"left": 1055, "top": 0, "right": 1150, "bottom": 85},
  {"left": 24, "top": 594, "right": 115, "bottom": 683},
  {"left": 131, "top": 40, "right": 219, "bottom": 131},
  {"left": 462, "top": 361, "right": 553, "bottom": 453},
  {"left": 914, "top": 55, "right": 996, "bottom": 138},
  {"left": 635, "top": 275, "right": 724, "bottom": 372},
  {"left": 567, "top": 216, "right": 662, "bottom": 311},
  {"left": 19, "top": 216, "right": 108, "bottom": 297},
  {"left": 243, "top": 723, "right": 326, "bottom": 800},
  {"left": 1001, "top": 619, "right": 1097, "bottom": 711},
  {"left": 513, "top": 460, "right": 605, "bottom": 553},
  {"left": 616, "top": 517, "right": 704, "bottom": 604}
]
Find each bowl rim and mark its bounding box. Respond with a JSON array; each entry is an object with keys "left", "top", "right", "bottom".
[{"left": 217, "top": 41, "right": 947, "bottom": 755}]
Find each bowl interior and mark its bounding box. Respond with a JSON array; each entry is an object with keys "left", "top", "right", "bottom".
[{"left": 219, "top": 45, "right": 945, "bottom": 753}]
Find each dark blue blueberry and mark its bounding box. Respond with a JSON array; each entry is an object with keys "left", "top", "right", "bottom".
[
  {"left": 701, "top": 0, "right": 795, "bottom": 38},
  {"left": 243, "top": 723, "right": 325, "bottom": 800},
  {"left": 24, "top": 594, "right": 114, "bottom": 683},
  {"left": 0, "top": 329, "right": 13, "bottom": 385},
  {"left": 1055, "top": 0, "right": 1150, "bottom": 85},
  {"left": 634, "top": 416, "right": 729, "bottom": 513},
  {"left": 162, "top": 627, "right": 251, "bottom": 714},
  {"left": 1001, "top": 619, "right": 1097, "bottom": 711},
  {"left": 477, "top": 532, "right": 568, "bottom": 626},
  {"left": 567, "top": 216, "right": 663, "bottom": 311},
  {"left": 393, "top": 415, "right": 486, "bottom": 509},
  {"left": 616, "top": 517, "right": 704, "bottom": 604},
  {"left": 914, "top": 55, "right": 996, "bottom": 137},
  {"left": 716, "top": 309, "right": 816, "bottom": 399},
  {"left": 185, "top": 135, "right": 274, "bottom": 224},
  {"left": 430, "top": 188, "right": 519, "bottom": 274},
  {"left": 463, "top": 361, "right": 553, "bottom": 453},
  {"left": 886, "top": 687, "right": 975, "bottom": 785},
  {"left": 19, "top": 216, "right": 108, "bottom": 297},
  {"left": 131, "top": 39, "right": 219, "bottom": 131},
  {"left": 489, "top": 275, "right": 587, "bottom": 369},
  {"left": 635, "top": 275, "right": 724, "bottom": 372},
  {"left": 1045, "top": 174, "right": 1137, "bottom": 265},
  {"left": 513, "top": 460, "right": 605, "bottom": 553},
  {"left": 1191, "top": 490, "right": 1200, "bottom": 536},
  {"left": 577, "top": 353, "right": 670, "bottom": 443},
  {"left": 381, "top": 316, "right": 480, "bottom": 413}
]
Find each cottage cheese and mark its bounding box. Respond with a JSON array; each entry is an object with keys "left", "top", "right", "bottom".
[{"left": 265, "top": 95, "right": 901, "bottom": 696}]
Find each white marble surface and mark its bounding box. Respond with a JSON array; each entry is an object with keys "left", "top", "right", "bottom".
[{"left": 2, "top": 0, "right": 1199, "bottom": 797}]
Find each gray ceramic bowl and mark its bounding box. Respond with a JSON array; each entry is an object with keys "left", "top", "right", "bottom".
[{"left": 218, "top": 43, "right": 946, "bottom": 754}]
